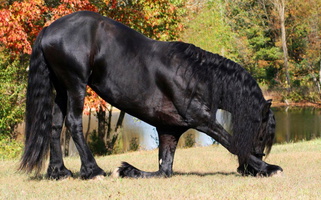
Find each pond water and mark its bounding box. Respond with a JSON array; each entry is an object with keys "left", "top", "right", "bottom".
[
  {"left": 79, "top": 110, "right": 230, "bottom": 152},
  {"left": 16, "top": 107, "right": 321, "bottom": 153},
  {"left": 117, "top": 107, "right": 321, "bottom": 149},
  {"left": 84, "top": 107, "right": 321, "bottom": 151},
  {"left": 272, "top": 107, "right": 321, "bottom": 143}
]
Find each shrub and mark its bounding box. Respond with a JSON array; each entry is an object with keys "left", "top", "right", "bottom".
[
  {"left": 88, "top": 130, "right": 108, "bottom": 156},
  {"left": 129, "top": 137, "right": 140, "bottom": 151},
  {"left": 184, "top": 133, "right": 195, "bottom": 148},
  {"left": 0, "top": 135, "right": 23, "bottom": 160},
  {"left": 0, "top": 53, "right": 27, "bottom": 136}
]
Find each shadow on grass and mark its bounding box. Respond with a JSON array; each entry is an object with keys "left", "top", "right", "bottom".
[
  {"left": 26, "top": 171, "right": 113, "bottom": 181},
  {"left": 27, "top": 174, "right": 48, "bottom": 181},
  {"left": 60, "top": 171, "right": 113, "bottom": 179},
  {"left": 25, "top": 171, "right": 238, "bottom": 181},
  {"left": 174, "top": 171, "right": 240, "bottom": 177}
]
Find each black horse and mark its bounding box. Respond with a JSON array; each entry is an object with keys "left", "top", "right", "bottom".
[{"left": 20, "top": 11, "right": 282, "bottom": 179}]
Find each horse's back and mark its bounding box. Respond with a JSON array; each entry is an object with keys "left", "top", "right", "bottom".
[
  {"left": 42, "top": 11, "right": 150, "bottom": 52},
  {"left": 41, "top": 11, "right": 152, "bottom": 85}
]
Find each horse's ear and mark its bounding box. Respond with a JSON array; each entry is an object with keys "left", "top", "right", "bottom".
[{"left": 262, "top": 99, "right": 272, "bottom": 117}]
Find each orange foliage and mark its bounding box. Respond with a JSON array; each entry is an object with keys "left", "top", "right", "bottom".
[
  {"left": 0, "top": 0, "right": 46, "bottom": 54},
  {"left": 45, "top": 0, "right": 98, "bottom": 26},
  {"left": 84, "top": 86, "right": 108, "bottom": 115}
]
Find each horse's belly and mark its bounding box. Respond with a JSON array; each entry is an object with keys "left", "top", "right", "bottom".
[
  {"left": 149, "top": 95, "right": 187, "bottom": 127},
  {"left": 107, "top": 91, "right": 186, "bottom": 127}
]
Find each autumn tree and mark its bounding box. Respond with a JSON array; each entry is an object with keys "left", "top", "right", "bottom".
[
  {"left": 305, "top": 0, "right": 321, "bottom": 94},
  {"left": 271, "top": 0, "right": 321, "bottom": 101},
  {"left": 273, "top": 0, "right": 291, "bottom": 91}
]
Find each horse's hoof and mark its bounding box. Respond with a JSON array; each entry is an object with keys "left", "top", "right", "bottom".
[
  {"left": 111, "top": 167, "right": 120, "bottom": 178},
  {"left": 237, "top": 164, "right": 283, "bottom": 177},
  {"left": 271, "top": 170, "right": 283, "bottom": 177},
  {"left": 267, "top": 165, "right": 283, "bottom": 177},
  {"left": 256, "top": 165, "right": 283, "bottom": 177},
  {"left": 47, "top": 166, "right": 73, "bottom": 180},
  {"left": 80, "top": 165, "right": 106, "bottom": 180},
  {"left": 270, "top": 169, "right": 283, "bottom": 177}
]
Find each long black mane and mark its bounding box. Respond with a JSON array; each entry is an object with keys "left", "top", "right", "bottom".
[{"left": 167, "top": 42, "right": 269, "bottom": 164}]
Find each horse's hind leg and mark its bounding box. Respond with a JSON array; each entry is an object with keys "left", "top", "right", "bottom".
[
  {"left": 65, "top": 84, "right": 106, "bottom": 179},
  {"left": 114, "top": 127, "right": 186, "bottom": 178},
  {"left": 47, "top": 86, "right": 73, "bottom": 180}
]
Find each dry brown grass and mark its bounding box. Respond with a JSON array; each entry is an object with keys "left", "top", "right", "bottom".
[{"left": 1, "top": 139, "right": 320, "bottom": 200}]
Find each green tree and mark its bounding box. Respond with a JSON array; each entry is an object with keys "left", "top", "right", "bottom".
[
  {"left": 0, "top": 53, "right": 27, "bottom": 136},
  {"left": 223, "top": 0, "right": 282, "bottom": 84},
  {"left": 267, "top": 0, "right": 321, "bottom": 101},
  {"left": 181, "top": 0, "right": 238, "bottom": 59}
]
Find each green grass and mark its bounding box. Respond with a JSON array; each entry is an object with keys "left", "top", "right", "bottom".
[{"left": 1, "top": 139, "right": 320, "bottom": 200}]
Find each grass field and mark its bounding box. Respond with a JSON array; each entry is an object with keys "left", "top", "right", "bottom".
[{"left": 1, "top": 139, "right": 320, "bottom": 200}]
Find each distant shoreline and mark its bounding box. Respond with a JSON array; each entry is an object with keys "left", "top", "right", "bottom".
[
  {"left": 263, "top": 90, "right": 321, "bottom": 108},
  {"left": 271, "top": 101, "right": 321, "bottom": 108}
]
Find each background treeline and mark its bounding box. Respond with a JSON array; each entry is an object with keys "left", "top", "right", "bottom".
[
  {"left": 0, "top": 0, "right": 320, "bottom": 156},
  {"left": 183, "top": 0, "right": 321, "bottom": 102}
]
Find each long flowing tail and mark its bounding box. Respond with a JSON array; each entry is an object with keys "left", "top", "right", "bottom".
[{"left": 19, "top": 27, "right": 53, "bottom": 174}]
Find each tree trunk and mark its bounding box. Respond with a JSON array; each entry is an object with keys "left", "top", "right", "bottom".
[
  {"left": 115, "top": 110, "right": 125, "bottom": 132},
  {"left": 84, "top": 108, "right": 91, "bottom": 141},
  {"left": 92, "top": 106, "right": 125, "bottom": 155},
  {"left": 319, "top": 61, "right": 321, "bottom": 94},
  {"left": 62, "top": 127, "right": 71, "bottom": 157},
  {"left": 275, "top": 0, "right": 291, "bottom": 91},
  {"left": 105, "top": 105, "right": 113, "bottom": 143},
  {"left": 96, "top": 107, "right": 106, "bottom": 142}
]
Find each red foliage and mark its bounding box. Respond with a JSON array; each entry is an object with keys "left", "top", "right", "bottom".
[
  {"left": 45, "top": 0, "right": 98, "bottom": 26},
  {"left": 84, "top": 86, "right": 108, "bottom": 115},
  {"left": 0, "top": 0, "right": 46, "bottom": 54}
]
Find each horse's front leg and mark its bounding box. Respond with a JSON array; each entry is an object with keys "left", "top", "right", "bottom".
[
  {"left": 114, "top": 127, "right": 185, "bottom": 178},
  {"left": 197, "top": 123, "right": 283, "bottom": 177},
  {"left": 157, "top": 130, "right": 183, "bottom": 177}
]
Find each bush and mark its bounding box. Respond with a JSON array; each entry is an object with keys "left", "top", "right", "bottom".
[
  {"left": 0, "top": 135, "right": 23, "bottom": 160},
  {"left": 88, "top": 130, "right": 108, "bottom": 156},
  {"left": 88, "top": 129, "right": 120, "bottom": 156},
  {"left": 282, "top": 85, "right": 321, "bottom": 103},
  {"left": 0, "top": 52, "right": 27, "bottom": 136},
  {"left": 184, "top": 132, "right": 195, "bottom": 148},
  {"left": 282, "top": 90, "right": 304, "bottom": 103},
  {"left": 129, "top": 137, "right": 140, "bottom": 151}
]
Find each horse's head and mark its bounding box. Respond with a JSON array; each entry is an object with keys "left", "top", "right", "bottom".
[{"left": 252, "top": 99, "right": 275, "bottom": 160}]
